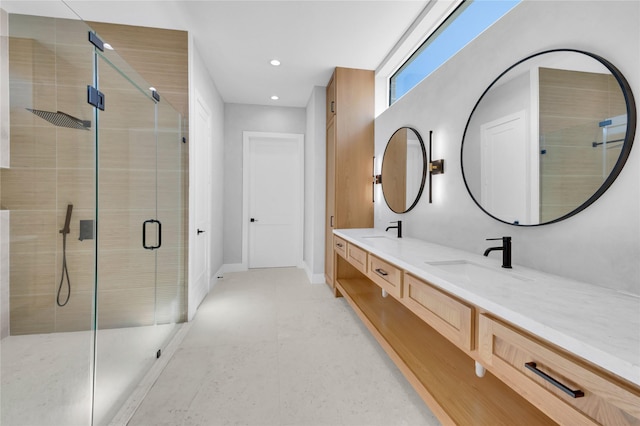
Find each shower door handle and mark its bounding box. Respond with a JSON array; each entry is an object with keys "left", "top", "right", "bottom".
[{"left": 142, "top": 219, "right": 162, "bottom": 250}]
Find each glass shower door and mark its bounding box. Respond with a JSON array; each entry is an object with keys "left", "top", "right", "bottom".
[
  {"left": 155, "top": 97, "right": 185, "bottom": 325},
  {"left": 1, "top": 7, "right": 185, "bottom": 424},
  {"left": 92, "top": 45, "right": 182, "bottom": 425},
  {"left": 1, "top": 13, "right": 97, "bottom": 426}
]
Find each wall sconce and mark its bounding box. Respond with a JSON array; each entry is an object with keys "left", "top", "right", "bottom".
[
  {"left": 428, "top": 130, "right": 444, "bottom": 203},
  {"left": 372, "top": 173, "right": 382, "bottom": 203},
  {"left": 372, "top": 157, "right": 381, "bottom": 203}
]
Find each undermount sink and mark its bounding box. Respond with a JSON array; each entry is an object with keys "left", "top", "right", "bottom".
[
  {"left": 362, "top": 235, "right": 395, "bottom": 239},
  {"left": 425, "top": 260, "right": 532, "bottom": 283}
]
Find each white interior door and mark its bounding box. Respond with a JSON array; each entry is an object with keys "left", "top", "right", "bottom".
[
  {"left": 245, "top": 132, "right": 303, "bottom": 269},
  {"left": 480, "top": 111, "right": 531, "bottom": 224},
  {"left": 193, "top": 97, "right": 211, "bottom": 297}
]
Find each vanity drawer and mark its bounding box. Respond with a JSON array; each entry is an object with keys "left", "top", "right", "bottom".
[
  {"left": 334, "top": 235, "right": 347, "bottom": 259},
  {"left": 402, "top": 274, "right": 473, "bottom": 352},
  {"left": 367, "top": 255, "right": 402, "bottom": 298},
  {"left": 478, "top": 314, "right": 640, "bottom": 426},
  {"left": 346, "top": 243, "right": 367, "bottom": 274}
]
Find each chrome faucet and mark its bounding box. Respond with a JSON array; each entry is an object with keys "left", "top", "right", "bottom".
[
  {"left": 484, "top": 236, "right": 512, "bottom": 268},
  {"left": 386, "top": 220, "right": 402, "bottom": 238}
]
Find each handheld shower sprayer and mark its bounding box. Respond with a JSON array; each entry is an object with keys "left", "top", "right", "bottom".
[
  {"left": 60, "top": 204, "right": 73, "bottom": 235},
  {"left": 57, "top": 204, "right": 73, "bottom": 307}
]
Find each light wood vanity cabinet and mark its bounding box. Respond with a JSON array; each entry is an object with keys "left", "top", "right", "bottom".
[
  {"left": 333, "top": 235, "right": 347, "bottom": 259},
  {"left": 479, "top": 314, "right": 640, "bottom": 426},
  {"left": 367, "top": 255, "right": 402, "bottom": 299},
  {"left": 324, "top": 67, "right": 374, "bottom": 289},
  {"left": 333, "top": 236, "right": 640, "bottom": 426},
  {"left": 402, "top": 274, "right": 473, "bottom": 352},
  {"left": 346, "top": 243, "right": 367, "bottom": 275}
]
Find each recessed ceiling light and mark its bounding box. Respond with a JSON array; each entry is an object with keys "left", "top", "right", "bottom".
[
  {"left": 271, "top": 95, "right": 279, "bottom": 100},
  {"left": 270, "top": 59, "right": 281, "bottom": 66},
  {"left": 149, "top": 87, "right": 157, "bottom": 92}
]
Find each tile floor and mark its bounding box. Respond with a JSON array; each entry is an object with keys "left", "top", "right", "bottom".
[
  {"left": 0, "top": 323, "right": 178, "bottom": 426},
  {"left": 129, "top": 268, "right": 440, "bottom": 426}
]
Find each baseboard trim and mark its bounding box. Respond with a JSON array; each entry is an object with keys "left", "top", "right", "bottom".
[
  {"left": 303, "top": 262, "right": 326, "bottom": 284},
  {"left": 223, "top": 263, "right": 247, "bottom": 273},
  {"left": 211, "top": 266, "right": 224, "bottom": 282},
  {"left": 188, "top": 277, "right": 209, "bottom": 321}
]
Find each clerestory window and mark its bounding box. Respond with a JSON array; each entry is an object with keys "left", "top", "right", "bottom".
[{"left": 389, "top": 0, "right": 521, "bottom": 106}]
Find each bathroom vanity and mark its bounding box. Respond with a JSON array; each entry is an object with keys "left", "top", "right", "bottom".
[{"left": 331, "top": 228, "right": 640, "bottom": 425}]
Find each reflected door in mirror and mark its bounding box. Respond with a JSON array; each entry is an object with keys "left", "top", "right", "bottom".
[{"left": 480, "top": 110, "right": 531, "bottom": 224}]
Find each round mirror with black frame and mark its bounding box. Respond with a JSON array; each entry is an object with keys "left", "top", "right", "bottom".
[
  {"left": 381, "top": 127, "right": 428, "bottom": 213},
  {"left": 461, "top": 49, "right": 636, "bottom": 226}
]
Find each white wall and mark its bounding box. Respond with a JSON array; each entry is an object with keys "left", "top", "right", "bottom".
[
  {"left": 375, "top": 1, "right": 640, "bottom": 294},
  {"left": 303, "top": 87, "right": 326, "bottom": 283},
  {"left": 188, "top": 37, "right": 225, "bottom": 319},
  {"left": 223, "top": 103, "right": 306, "bottom": 268}
]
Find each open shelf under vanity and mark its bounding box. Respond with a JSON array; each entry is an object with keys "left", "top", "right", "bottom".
[{"left": 334, "top": 260, "right": 556, "bottom": 425}]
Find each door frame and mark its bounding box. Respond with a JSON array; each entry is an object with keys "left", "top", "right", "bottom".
[
  {"left": 188, "top": 92, "right": 212, "bottom": 320},
  {"left": 242, "top": 131, "right": 304, "bottom": 270}
]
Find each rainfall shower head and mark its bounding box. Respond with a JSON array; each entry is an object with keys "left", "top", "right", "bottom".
[{"left": 26, "top": 108, "right": 91, "bottom": 130}]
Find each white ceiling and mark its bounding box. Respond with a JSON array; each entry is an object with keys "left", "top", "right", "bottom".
[
  {"left": 178, "top": 1, "right": 428, "bottom": 107},
  {"left": 2, "top": 0, "right": 428, "bottom": 107}
]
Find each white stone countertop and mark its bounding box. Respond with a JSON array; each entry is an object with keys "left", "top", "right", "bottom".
[{"left": 334, "top": 228, "right": 640, "bottom": 387}]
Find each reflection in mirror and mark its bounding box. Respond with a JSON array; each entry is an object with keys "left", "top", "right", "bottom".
[
  {"left": 462, "top": 49, "right": 636, "bottom": 226},
  {"left": 381, "top": 127, "right": 427, "bottom": 213}
]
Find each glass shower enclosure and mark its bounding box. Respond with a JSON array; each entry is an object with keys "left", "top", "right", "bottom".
[{"left": 0, "top": 6, "right": 186, "bottom": 425}]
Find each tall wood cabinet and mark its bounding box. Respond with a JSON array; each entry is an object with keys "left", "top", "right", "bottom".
[{"left": 325, "top": 67, "right": 374, "bottom": 289}]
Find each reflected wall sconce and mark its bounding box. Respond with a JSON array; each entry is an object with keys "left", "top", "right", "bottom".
[{"left": 428, "top": 130, "right": 444, "bottom": 203}]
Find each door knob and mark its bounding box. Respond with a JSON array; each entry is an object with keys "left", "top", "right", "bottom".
[
  {"left": 197, "top": 229, "right": 205, "bottom": 234},
  {"left": 250, "top": 218, "right": 258, "bottom": 222}
]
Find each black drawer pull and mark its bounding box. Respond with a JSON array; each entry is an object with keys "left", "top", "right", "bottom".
[
  {"left": 375, "top": 268, "right": 388, "bottom": 277},
  {"left": 524, "top": 362, "right": 584, "bottom": 398},
  {"left": 336, "top": 243, "right": 343, "bottom": 248}
]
